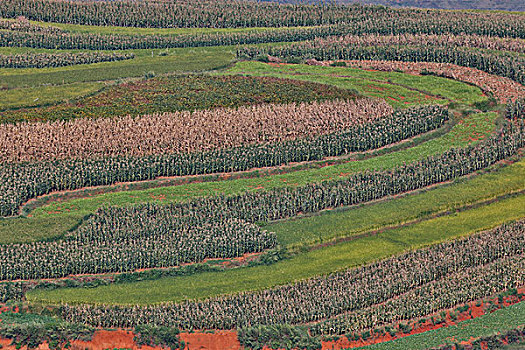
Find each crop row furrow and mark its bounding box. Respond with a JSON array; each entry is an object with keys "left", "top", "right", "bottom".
[
  {"left": 0, "top": 105, "right": 449, "bottom": 217},
  {"left": 0, "top": 98, "right": 392, "bottom": 163},
  {"left": 2, "top": 119, "right": 519, "bottom": 280},
  {"left": 1, "top": 2, "right": 523, "bottom": 36},
  {"left": 59, "top": 219, "right": 524, "bottom": 330}
]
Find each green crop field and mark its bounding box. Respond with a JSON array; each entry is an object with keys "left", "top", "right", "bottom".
[
  {"left": 0, "top": 46, "right": 236, "bottom": 88},
  {"left": 27, "top": 194, "right": 525, "bottom": 305},
  {"left": 0, "top": 111, "right": 498, "bottom": 243},
  {"left": 224, "top": 61, "right": 487, "bottom": 107},
  {"left": 0, "top": 81, "right": 105, "bottom": 110},
  {"left": 267, "top": 158, "right": 525, "bottom": 247},
  {"left": 0, "top": 2, "right": 524, "bottom": 349},
  {"left": 0, "top": 73, "right": 358, "bottom": 123}
]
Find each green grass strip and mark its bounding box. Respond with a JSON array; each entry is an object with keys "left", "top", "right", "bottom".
[
  {"left": 0, "top": 82, "right": 104, "bottom": 110},
  {"left": 223, "top": 61, "right": 486, "bottom": 107},
  {"left": 26, "top": 193, "right": 525, "bottom": 305},
  {"left": 31, "top": 112, "right": 498, "bottom": 217},
  {"left": 357, "top": 302, "right": 525, "bottom": 350},
  {"left": 266, "top": 157, "right": 525, "bottom": 247},
  {"left": 0, "top": 46, "right": 236, "bottom": 88},
  {"left": 0, "top": 112, "right": 498, "bottom": 244}
]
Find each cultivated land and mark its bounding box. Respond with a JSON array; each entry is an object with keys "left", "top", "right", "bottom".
[
  {"left": 0, "top": 1, "right": 524, "bottom": 349},
  {"left": 0, "top": 111, "right": 498, "bottom": 243},
  {"left": 27, "top": 194, "right": 525, "bottom": 305},
  {"left": 358, "top": 301, "right": 525, "bottom": 350}
]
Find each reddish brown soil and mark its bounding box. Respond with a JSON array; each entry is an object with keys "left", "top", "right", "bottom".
[
  {"left": 0, "top": 306, "right": 241, "bottom": 350},
  {"left": 0, "top": 329, "right": 241, "bottom": 350},
  {"left": 73, "top": 330, "right": 157, "bottom": 350},
  {"left": 181, "top": 331, "right": 241, "bottom": 350},
  {"left": 322, "top": 287, "right": 525, "bottom": 349}
]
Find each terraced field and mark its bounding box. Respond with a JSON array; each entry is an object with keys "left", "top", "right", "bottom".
[
  {"left": 358, "top": 301, "right": 525, "bottom": 350},
  {"left": 0, "top": 1, "right": 524, "bottom": 349}
]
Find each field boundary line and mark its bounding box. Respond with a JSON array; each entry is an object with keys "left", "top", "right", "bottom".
[{"left": 16, "top": 122, "right": 453, "bottom": 217}]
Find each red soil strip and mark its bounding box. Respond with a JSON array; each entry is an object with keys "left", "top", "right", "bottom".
[
  {"left": 73, "top": 330, "right": 158, "bottom": 350},
  {"left": 267, "top": 62, "right": 290, "bottom": 67},
  {"left": 0, "top": 329, "right": 241, "bottom": 350},
  {"left": 0, "top": 330, "right": 161, "bottom": 350},
  {"left": 181, "top": 331, "right": 241, "bottom": 350}
]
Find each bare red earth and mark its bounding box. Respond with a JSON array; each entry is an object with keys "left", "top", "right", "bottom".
[
  {"left": 181, "top": 331, "right": 241, "bottom": 350},
  {"left": 0, "top": 329, "right": 241, "bottom": 350}
]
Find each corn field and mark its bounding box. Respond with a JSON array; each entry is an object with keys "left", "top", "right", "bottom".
[
  {"left": 0, "top": 215, "right": 276, "bottom": 280},
  {"left": 1, "top": 1, "right": 524, "bottom": 38},
  {"left": 58, "top": 120, "right": 523, "bottom": 235},
  {"left": 0, "top": 51, "right": 133, "bottom": 68},
  {"left": 0, "top": 105, "right": 449, "bottom": 217},
  {"left": 0, "top": 0, "right": 523, "bottom": 345},
  {"left": 1, "top": 120, "right": 521, "bottom": 280},
  {"left": 292, "top": 34, "right": 525, "bottom": 54},
  {"left": 506, "top": 98, "right": 525, "bottom": 120},
  {"left": 0, "top": 18, "right": 63, "bottom": 33},
  {"left": 59, "top": 219, "right": 525, "bottom": 330},
  {"left": 0, "top": 23, "right": 350, "bottom": 51},
  {"left": 309, "top": 254, "right": 525, "bottom": 336},
  {"left": 2, "top": 22, "right": 525, "bottom": 52},
  {"left": 0, "top": 98, "right": 392, "bottom": 163}
]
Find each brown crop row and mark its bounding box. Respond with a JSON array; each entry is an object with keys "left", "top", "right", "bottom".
[
  {"left": 0, "top": 98, "right": 392, "bottom": 163},
  {"left": 315, "top": 33, "right": 525, "bottom": 54},
  {"left": 0, "top": 17, "right": 63, "bottom": 33},
  {"left": 336, "top": 60, "right": 525, "bottom": 103}
]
